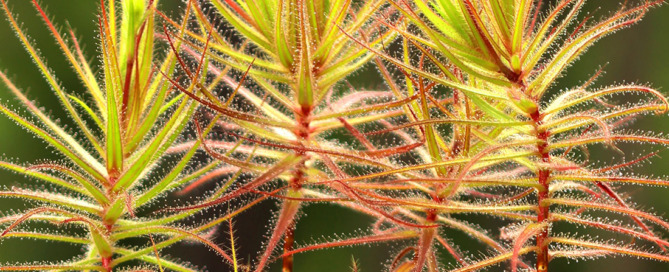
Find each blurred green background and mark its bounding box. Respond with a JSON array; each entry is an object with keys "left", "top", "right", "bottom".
[{"left": 0, "top": 1, "right": 668, "bottom": 271}]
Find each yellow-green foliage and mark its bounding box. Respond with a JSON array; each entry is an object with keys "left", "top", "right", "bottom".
[{"left": 1, "top": 1, "right": 669, "bottom": 272}]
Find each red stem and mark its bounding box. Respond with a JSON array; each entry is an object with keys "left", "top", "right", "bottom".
[
  {"left": 531, "top": 110, "right": 551, "bottom": 272},
  {"left": 101, "top": 256, "right": 112, "bottom": 272},
  {"left": 282, "top": 222, "right": 296, "bottom": 272},
  {"left": 282, "top": 105, "right": 312, "bottom": 272}
]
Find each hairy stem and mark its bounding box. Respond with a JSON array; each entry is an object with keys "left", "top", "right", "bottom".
[
  {"left": 281, "top": 105, "right": 312, "bottom": 272},
  {"left": 414, "top": 210, "right": 437, "bottom": 272},
  {"left": 530, "top": 108, "right": 551, "bottom": 272},
  {"left": 282, "top": 222, "right": 296, "bottom": 272}
]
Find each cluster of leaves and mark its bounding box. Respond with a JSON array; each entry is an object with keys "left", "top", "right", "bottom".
[
  {"left": 0, "top": 0, "right": 246, "bottom": 271},
  {"left": 1, "top": 0, "right": 669, "bottom": 272}
]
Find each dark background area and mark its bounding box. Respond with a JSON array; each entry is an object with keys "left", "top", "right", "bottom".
[{"left": 0, "top": 1, "right": 668, "bottom": 271}]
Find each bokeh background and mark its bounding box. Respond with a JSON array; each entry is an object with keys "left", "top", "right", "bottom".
[{"left": 0, "top": 1, "right": 668, "bottom": 271}]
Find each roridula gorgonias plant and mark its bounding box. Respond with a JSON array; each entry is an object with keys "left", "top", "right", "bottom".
[
  {"left": 0, "top": 0, "right": 242, "bottom": 271},
  {"left": 1, "top": 0, "right": 669, "bottom": 272}
]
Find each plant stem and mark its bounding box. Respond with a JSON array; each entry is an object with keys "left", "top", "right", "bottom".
[
  {"left": 101, "top": 256, "right": 112, "bottom": 272},
  {"left": 282, "top": 222, "right": 296, "bottom": 272},
  {"left": 101, "top": 200, "right": 118, "bottom": 272},
  {"left": 414, "top": 210, "right": 438, "bottom": 272},
  {"left": 530, "top": 109, "right": 550, "bottom": 272},
  {"left": 281, "top": 105, "right": 312, "bottom": 272}
]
